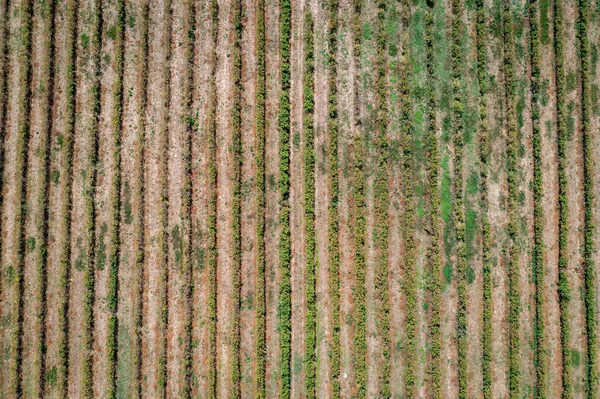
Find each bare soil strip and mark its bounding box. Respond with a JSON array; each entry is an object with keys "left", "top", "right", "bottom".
[
  {"left": 335, "top": 1, "right": 356, "bottom": 396},
  {"left": 141, "top": 0, "right": 171, "bottom": 396},
  {"left": 264, "top": 0, "right": 281, "bottom": 395},
  {"left": 20, "top": 0, "right": 55, "bottom": 397},
  {"left": 115, "top": 2, "right": 149, "bottom": 397}
]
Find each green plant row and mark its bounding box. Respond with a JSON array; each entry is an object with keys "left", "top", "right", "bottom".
[
  {"left": 278, "top": 0, "right": 292, "bottom": 396},
  {"left": 351, "top": 1, "right": 366, "bottom": 396},
  {"left": 327, "top": 1, "right": 340, "bottom": 397},
  {"left": 501, "top": 2, "right": 521, "bottom": 397},
  {"left": 578, "top": 0, "right": 598, "bottom": 397},
  {"left": 131, "top": 3, "right": 150, "bottom": 397},
  {"left": 374, "top": 1, "right": 389, "bottom": 397},
  {"left": 424, "top": 2, "right": 441, "bottom": 397},
  {"left": 255, "top": 0, "right": 267, "bottom": 397},
  {"left": 9, "top": 0, "right": 34, "bottom": 395},
  {"left": 450, "top": 0, "right": 468, "bottom": 397},
  {"left": 401, "top": 0, "right": 415, "bottom": 396},
  {"left": 231, "top": 0, "right": 243, "bottom": 395},
  {"left": 56, "top": 0, "right": 80, "bottom": 394},
  {"left": 474, "top": 0, "right": 492, "bottom": 397},
  {"left": 303, "top": 11, "right": 317, "bottom": 399},
  {"left": 104, "top": 1, "right": 126, "bottom": 398},
  {"left": 554, "top": 1, "right": 572, "bottom": 397},
  {"left": 81, "top": 0, "right": 105, "bottom": 395},
  {"left": 206, "top": 1, "right": 218, "bottom": 397},
  {"left": 528, "top": 1, "right": 546, "bottom": 397}
]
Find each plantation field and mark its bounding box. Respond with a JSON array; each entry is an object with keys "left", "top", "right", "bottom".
[{"left": 0, "top": 0, "right": 599, "bottom": 398}]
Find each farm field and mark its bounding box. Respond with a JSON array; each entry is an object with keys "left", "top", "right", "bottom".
[{"left": 0, "top": 0, "right": 599, "bottom": 398}]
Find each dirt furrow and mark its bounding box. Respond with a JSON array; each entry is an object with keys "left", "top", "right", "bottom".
[
  {"left": 20, "top": 1, "right": 55, "bottom": 397},
  {"left": 239, "top": 0, "right": 258, "bottom": 395},
  {"left": 141, "top": 0, "right": 171, "bottom": 396},
  {"left": 114, "top": 2, "right": 149, "bottom": 397}
]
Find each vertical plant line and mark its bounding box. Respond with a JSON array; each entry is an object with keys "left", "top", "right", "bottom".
[
  {"left": 351, "top": 0, "right": 366, "bottom": 396},
  {"left": 450, "top": 0, "right": 467, "bottom": 396},
  {"left": 56, "top": 0, "right": 80, "bottom": 394},
  {"left": 133, "top": 2, "right": 150, "bottom": 397},
  {"left": 578, "top": 0, "right": 597, "bottom": 396},
  {"left": 81, "top": 0, "right": 104, "bottom": 395},
  {"left": 255, "top": 0, "right": 267, "bottom": 396},
  {"left": 206, "top": 0, "right": 219, "bottom": 396},
  {"left": 105, "top": 0, "right": 126, "bottom": 397},
  {"left": 277, "top": 0, "right": 292, "bottom": 396},
  {"left": 181, "top": 0, "right": 196, "bottom": 397},
  {"left": 11, "top": 0, "right": 34, "bottom": 395},
  {"left": 553, "top": 0, "right": 571, "bottom": 397},
  {"left": 400, "top": 0, "right": 415, "bottom": 396},
  {"left": 303, "top": 10, "right": 317, "bottom": 399},
  {"left": 529, "top": 0, "right": 546, "bottom": 397},
  {"left": 374, "top": 1, "right": 390, "bottom": 397},
  {"left": 36, "top": 0, "right": 57, "bottom": 394},
  {"left": 231, "top": 0, "right": 243, "bottom": 395},
  {"left": 475, "top": 0, "right": 491, "bottom": 397},
  {"left": 327, "top": 0, "right": 340, "bottom": 397},
  {"left": 425, "top": 1, "right": 441, "bottom": 397}
]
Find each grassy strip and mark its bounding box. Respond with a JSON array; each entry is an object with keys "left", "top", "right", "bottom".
[
  {"left": 351, "top": 1, "right": 366, "bottom": 396},
  {"left": 529, "top": 1, "right": 546, "bottom": 397},
  {"left": 401, "top": 0, "right": 415, "bottom": 396},
  {"left": 231, "top": 0, "right": 242, "bottom": 395},
  {"left": 303, "top": 11, "right": 317, "bottom": 399},
  {"left": 501, "top": 2, "right": 521, "bottom": 397},
  {"left": 132, "top": 3, "right": 150, "bottom": 396},
  {"left": 9, "top": 0, "right": 33, "bottom": 395},
  {"left": 424, "top": 2, "right": 441, "bottom": 397},
  {"left": 327, "top": 0, "right": 340, "bottom": 397},
  {"left": 35, "top": 0, "right": 56, "bottom": 394},
  {"left": 206, "top": 0, "right": 218, "bottom": 396},
  {"left": 81, "top": 0, "right": 104, "bottom": 394},
  {"left": 475, "top": 0, "right": 491, "bottom": 397},
  {"left": 105, "top": 1, "right": 126, "bottom": 397},
  {"left": 374, "top": 1, "right": 389, "bottom": 397},
  {"left": 0, "top": 1, "right": 10, "bottom": 300},
  {"left": 554, "top": 1, "right": 572, "bottom": 397},
  {"left": 578, "top": 0, "right": 598, "bottom": 396},
  {"left": 278, "top": 0, "right": 292, "bottom": 396},
  {"left": 56, "top": 0, "right": 80, "bottom": 394},
  {"left": 255, "top": 0, "right": 267, "bottom": 396},
  {"left": 450, "top": 0, "right": 468, "bottom": 397}
]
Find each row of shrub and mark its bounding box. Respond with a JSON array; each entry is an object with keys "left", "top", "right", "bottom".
[
  {"left": 474, "top": 0, "right": 492, "bottom": 397},
  {"left": 302, "top": 11, "right": 317, "bottom": 399},
  {"left": 327, "top": 0, "right": 340, "bottom": 397},
  {"left": 424, "top": 2, "right": 441, "bottom": 397},
  {"left": 578, "top": 0, "right": 598, "bottom": 396},
  {"left": 501, "top": 2, "right": 522, "bottom": 396},
  {"left": 351, "top": 1, "right": 367, "bottom": 396},
  {"left": 278, "top": 0, "right": 292, "bottom": 396},
  {"left": 553, "top": 1, "right": 572, "bottom": 397},
  {"left": 255, "top": 0, "right": 267, "bottom": 397},
  {"left": 10, "top": 0, "right": 34, "bottom": 395},
  {"left": 450, "top": 1, "right": 468, "bottom": 397},
  {"left": 105, "top": 1, "right": 126, "bottom": 398},
  {"left": 528, "top": 1, "right": 546, "bottom": 397}
]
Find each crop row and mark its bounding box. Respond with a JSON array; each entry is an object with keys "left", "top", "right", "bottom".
[
  {"left": 351, "top": 0, "right": 366, "bottom": 396},
  {"left": 303, "top": 11, "right": 317, "bottom": 399},
  {"left": 424, "top": 1, "right": 441, "bottom": 397},
  {"left": 528, "top": 1, "right": 546, "bottom": 397},
  {"left": 327, "top": 0, "right": 340, "bottom": 397},
  {"left": 278, "top": 0, "right": 292, "bottom": 396},
  {"left": 450, "top": 0, "right": 468, "bottom": 397},
  {"left": 254, "top": 0, "right": 267, "bottom": 397},
  {"left": 553, "top": 1, "right": 572, "bottom": 396},
  {"left": 579, "top": 0, "right": 597, "bottom": 396}
]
